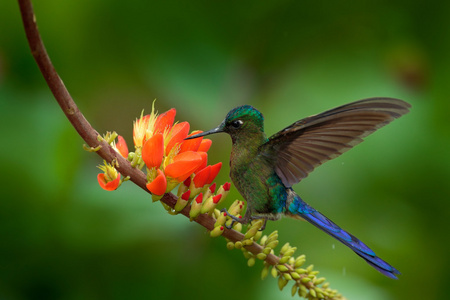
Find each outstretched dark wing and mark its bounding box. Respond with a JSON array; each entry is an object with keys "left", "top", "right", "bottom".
[{"left": 259, "top": 98, "right": 410, "bottom": 187}]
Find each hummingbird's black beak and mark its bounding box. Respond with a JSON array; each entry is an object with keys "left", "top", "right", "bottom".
[{"left": 185, "top": 126, "right": 223, "bottom": 140}]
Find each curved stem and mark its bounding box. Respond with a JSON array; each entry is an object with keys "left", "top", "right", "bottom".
[{"left": 17, "top": 0, "right": 280, "bottom": 266}]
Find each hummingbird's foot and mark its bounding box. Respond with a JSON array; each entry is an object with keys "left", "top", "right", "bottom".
[
  {"left": 220, "top": 208, "right": 245, "bottom": 229},
  {"left": 249, "top": 216, "right": 267, "bottom": 231}
]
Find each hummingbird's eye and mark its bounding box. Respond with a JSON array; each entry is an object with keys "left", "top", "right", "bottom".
[{"left": 230, "top": 120, "right": 243, "bottom": 129}]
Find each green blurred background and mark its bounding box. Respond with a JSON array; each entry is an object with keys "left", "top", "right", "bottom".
[{"left": 1, "top": 1, "right": 449, "bottom": 299}]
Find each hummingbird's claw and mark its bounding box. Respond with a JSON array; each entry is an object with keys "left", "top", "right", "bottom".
[
  {"left": 220, "top": 208, "right": 242, "bottom": 229},
  {"left": 249, "top": 216, "right": 267, "bottom": 231}
]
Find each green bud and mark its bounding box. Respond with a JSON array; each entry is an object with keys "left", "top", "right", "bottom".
[
  {"left": 267, "top": 230, "right": 278, "bottom": 243},
  {"left": 278, "top": 256, "right": 290, "bottom": 264},
  {"left": 259, "top": 235, "right": 268, "bottom": 245},
  {"left": 244, "top": 226, "right": 259, "bottom": 240},
  {"left": 298, "top": 287, "right": 307, "bottom": 298},
  {"left": 174, "top": 198, "right": 189, "bottom": 212},
  {"left": 316, "top": 289, "right": 324, "bottom": 299},
  {"left": 294, "top": 255, "right": 306, "bottom": 268},
  {"left": 295, "top": 268, "right": 307, "bottom": 274},
  {"left": 242, "top": 250, "right": 252, "bottom": 260},
  {"left": 263, "top": 247, "right": 272, "bottom": 255},
  {"left": 299, "top": 284, "right": 308, "bottom": 297},
  {"left": 283, "top": 273, "right": 292, "bottom": 281},
  {"left": 276, "top": 264, "right": 289, "bottom": 272},
  {"left": 189, "top": 201, "right": 202, "bottom": 220},
  {"left": 226, "top": 242, "right": 235, "bottom": 250},
  {"left": 247, "top": 257, "right": 256, "bottom": 267},
  {"left": 261, "top": 266, "right": 269, "bottom": 280},
  {"left": 315, "top": 277, "right": 326, "bottom": 285},
  {"left": 233, "top": 222, "right": 243, "bottom": 232},
  {"left": 209, "top": 225, "right": 224, "bottom": 237},
  {"left": 200, "top": 195, "right": 215, "bottom": 214},
  {"left": 253, "top": 230, "right": 263, "bottom": 242},
  {"left": 288, "top": 257, "right": 295, "bottom": 266},
  {"left": 214, "top": 212, "right": 227, "bottom": 227},
  {"left": 265, "top": 240, "right": 279, "bottom": 249},
  {"left": 283, "top": 247, "right": 297, "bottom": 258},
  {"left": 278, "top": 277, "right": 288, "bottom": 291},
  {"left": 280, "top": 242, "right": 290, "bottom": 255},
  {"left": 291, "top": 284, "right": 298, "bottom": 297},
  {"left": 256, "top": 253, "right": 267, "bottom": 260},
  {"left": 300, "top": 277, "right": 311, "bottom": 284},
  {"left": 271, "top": 266, "right": 278, "bottom": 278},
  {"left": 242, "top": 239, "right": 253, "bottom": 246}
]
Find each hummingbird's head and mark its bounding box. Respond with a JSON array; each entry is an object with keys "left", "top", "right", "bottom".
[{"left": 185, "top": 105, "right": 265, "bottom": 142}]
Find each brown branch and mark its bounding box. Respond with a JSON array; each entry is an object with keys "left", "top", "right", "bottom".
[{"left": 17, "top": 0, "right": 280, "bottom": 266}]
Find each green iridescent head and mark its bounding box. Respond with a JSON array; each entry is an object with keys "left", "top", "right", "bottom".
[
  {"left": 185, "top": 105, "right": 265, "bottom": 141},
  {"left": 224, "top": 105, "right": 264, "bottom": 132}
]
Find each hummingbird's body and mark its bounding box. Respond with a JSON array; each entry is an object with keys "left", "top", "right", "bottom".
[{"left": 186, "top": 98, "right": 410, "bottom": 279}]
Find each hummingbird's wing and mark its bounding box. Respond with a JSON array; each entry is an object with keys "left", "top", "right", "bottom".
[{"left": 260, "top": 98, "right": 410, "bottom": 187}]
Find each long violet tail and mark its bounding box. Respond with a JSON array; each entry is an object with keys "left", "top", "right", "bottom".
[{"left": 287, "top": 194, "right": 400, "bottom": 279}]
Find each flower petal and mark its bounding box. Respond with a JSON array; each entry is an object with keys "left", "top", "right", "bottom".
[
  {"left": 97, "top": 173, "right": 121, "bottom": 191},
  {"left": 154, "top": 108, "right": 176, "bottom": 134},
  {"left": 197, "top": 139, "right": 212, "bottom": 152},
  {"left": 166, "top": 122, "right": 190, "bottom": 155},
  {"left": 212, "top": 194, "right": 222, "bottom": 204},
  {"left": 208, "top": 183, "right": 216, "bottom": 193},
  {"left": 194, "top": 152, "right": 208, "bottom": 173},
  {"left": 142, "top": 133, "right": 164, "bottom": 168},
  {"left": 116, "top": 135, "right": 129, "bottom": 158},
  {"left": 146, "top": 169, "right": 167, "bottom": 196},
  {"left": 181, "top": 190, "right": 191, "bottom": 201},
  {"left": 165, "top": 151, "right": 202, "bottom": 182},
  {"left": 179, "top": 130, "right": 203, "bottom": 153},
  {"left": 193, "top": 165, "right": 211, "bottom": 188},
  {"left": 194, "top": 193, "right": 203, "bottom": 204},
  {"left": 206, "top": 162, "right": 222, "bottom": 184}
]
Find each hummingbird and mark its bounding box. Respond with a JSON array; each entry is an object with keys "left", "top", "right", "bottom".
[{"left": 185, "top": 97, "right": 410, "bottom": 279}]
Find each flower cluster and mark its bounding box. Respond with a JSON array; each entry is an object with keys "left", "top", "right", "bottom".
[{"left": 97, "top": 103, "right": 222, "bottom": 203}]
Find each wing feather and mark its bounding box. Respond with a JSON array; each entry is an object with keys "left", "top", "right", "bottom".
[{"left": 260, "top": 98, "right": 410, "bottom": 187}]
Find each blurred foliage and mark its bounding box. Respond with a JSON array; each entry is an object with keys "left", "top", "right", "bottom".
[{"left": 1, "top": 0, "right": 449, "bottom": 300}]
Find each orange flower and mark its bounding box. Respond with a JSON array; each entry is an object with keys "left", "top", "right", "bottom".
[
  {"left": 127, "top": 103, "right": 223, "bottom": 196},
  {"left": 146, "top": 169, "right": 167, "bottom": 196},
  {"left": 142, "top": 133, "right": 164, "bottom": 168},
  {"left": 165, "top": 151, "right": 203, "bottom": 182},
  {"left": 97, "top": 162, "right": 121, "bottom": 191}
]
